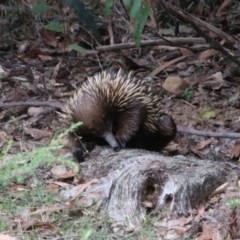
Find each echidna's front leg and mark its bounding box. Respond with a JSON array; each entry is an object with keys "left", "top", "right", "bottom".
[
  {"left": 115, "top": 107, "right": 146, "bottom": 148},
  {"left": 69, "top": 131, "right": 96, "bottom": 162},
  {"left": 156, "top": 113, "right": 177, "bottom": 148}
]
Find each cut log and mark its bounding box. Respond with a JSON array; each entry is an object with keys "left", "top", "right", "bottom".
[{"left": 60, "top": 147, "right": 240, "bottom": 227}]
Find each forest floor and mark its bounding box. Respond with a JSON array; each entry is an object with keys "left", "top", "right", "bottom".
[{"left": 0, "top": 1, "right": 240, "bottom": 239}]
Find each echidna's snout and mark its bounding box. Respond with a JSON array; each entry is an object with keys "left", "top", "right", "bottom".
[{"left": 103, "top": 131, "right": 120, "bottom": 151}]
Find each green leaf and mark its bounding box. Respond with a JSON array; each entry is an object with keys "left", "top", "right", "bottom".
[
  {"left": 68, "top": 44, "right": 86, "bottom": 53},
  {"left": 105, "top": 0, "right": 114, "bottom": 17},
  {"left": 32, "top": 3, "right": 58, "bottom": 13},
  {"left": 130, "top": 0, "right": 143, "bottom": 19},
  {"left": 133, "top": 7, "right": 149, "bottom": 48},
  {"left": 123, "top": 0, "right": 133, "bottom": 10},
  {"left": 201, "top": 111, "right": 216, "bottom": 119},
  {"left": 62, "top": 0, "right": 99, "bottom": 37},
  {"left": 44, "top": 22, "right": 64, "bottom": 33}
]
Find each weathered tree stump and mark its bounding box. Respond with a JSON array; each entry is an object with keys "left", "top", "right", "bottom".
[{"left": 60, "top": 147, "right": 239, "bottom": 227}]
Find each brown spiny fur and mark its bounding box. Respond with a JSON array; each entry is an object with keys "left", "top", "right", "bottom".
[{"left": 60, "top": 70, "right": 176, "bottom": 161}]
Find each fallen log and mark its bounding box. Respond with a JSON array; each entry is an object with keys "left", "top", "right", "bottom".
[{"left": 60, "top": 147, "right": 240, "bottom": 227}]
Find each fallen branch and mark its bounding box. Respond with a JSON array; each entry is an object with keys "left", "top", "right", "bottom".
[
  {"left": 0, "top": 101, "right": 61, "bottom": 109},
  {"left": 1, "top": 102, "right": 240, "bottom": 139},
  {"left": 178, "top": 125, "right": 240, "bottom": 139},
  {"left": 96, "top": 37, "right": 206, "bottom": 52}
]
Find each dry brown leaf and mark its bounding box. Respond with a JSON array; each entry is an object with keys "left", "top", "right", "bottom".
[
  {"left": 18, "top": 41, "right": 30, "bottom": 54},
  {"left": 23, "top": 220, "right": 55, "bottom": 231},
  {"left": 150, "top": 54, "right": 192, "bottom": 77},
  {"left": 0, "top": 130, "right": 8, "bottom": 148},
  {"left": 27, "top": 107, "right": 45, "bottom": 117},
  {"left": 30, "top": 222, "right": 55, "bottom": 231},
  {"left": 198, "top": 203, "right": 205, "bottom": 215},
  {"left": 45, "top": 183, "right": 60, "bottom": 193},
  {"left": 71, "top": 179, "right": 99, "bottom": 200},
  {"left": 228, "top": 90, "right": 240, "bottom": 103},
  {"left": 24, "top": 127, "right": 51, "bottom": 139},
  {"left": 51, "top": 181, "right": 71, "bottom": 187},
  {"left": 30, "top": 205, "right": 63, "bottom": 215},
  {"left": 198, "top": 49, "right": 218, "bottom": 61},
  {"left": 38, "top": 54, "right": 53, "bottom": 61},
  {"left": 196, "top": 221, "right": 213, "bottom": 240},
  {"left": 189, "top": 144, "right": 204, "bottom": 158},
  {"left": 53, "top": 169, "right": 77, "bottom": 179},
  {"left": 142, "top": 201, "right": 153, "bottom": 208},
  {"left": 180, "top": 48, "right": 193, "bottom": 56},
  {"left": 195, "top": 138, "right": 216, "bottom": 150},
  {"left": 162, "top": 76, "right": 189, "bottom": 94},
  {"left": 51, "top": 60, "right": 62, "bottom": 80},
  {"left": 216, "top": 0, "right": 231, "bottom": 17},
  {"left": 171, "top": 226, "right": 186, "bottom": 235},
  {"left": 51, "top": 165, "right": 68, "bottom": 176},
  {"left": 78, "top": 191, "right": 103, "bottom": 207},
  {"left": 211, "top": 182, "right": 229, "bottom": 197},
  {"left": 40, "top": 28, "right": 58, "bottom": 48},
  {"left": 230, "top": 143, "right": 240, "bottom": 159},
  {"left": 199, "top": 72, "right": 224, "bottom": 89},
  {"left": 0, "top": 234, "right": 17, "bottom": 240},
  {"left": 24, "top": 46, "right": 42, "bottom": 58},
  {"left": 154, "top": 217, "right": 189, "bottom": 229},
  {"left": 9, "top": 184, "right": 28, "bottom": 191},
  {"left": 164, "top": 230, "right": 180, "bottom": 239}
]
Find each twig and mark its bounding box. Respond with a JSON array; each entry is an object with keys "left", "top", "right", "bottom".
[
  {"left": 96, "top": 37, "right": 205, "bottom": 52},
  {"left": 0, "top": 101, "right": 62, "bottom": 109},
  {"left": 178, "top": 125, "right": 240, "bottom": 139},
  {"left": 107, "top": 21, "right": 114, "bottom": 45}
]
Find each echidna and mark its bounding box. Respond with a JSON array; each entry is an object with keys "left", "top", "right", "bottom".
[{"left": 60, "top": 70, "right": 176, "bottom": 161}]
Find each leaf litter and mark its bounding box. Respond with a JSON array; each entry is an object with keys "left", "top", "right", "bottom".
[{"left": 0, "top": 0, "right": 240, "bottom": 239}]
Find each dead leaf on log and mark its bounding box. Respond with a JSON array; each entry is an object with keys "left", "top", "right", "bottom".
[
  {"left": 211, "top": 182, "right": 229, "bottom": 197},
  {"left": 71, "top": 179, "right": 99, "bottom": 201}
]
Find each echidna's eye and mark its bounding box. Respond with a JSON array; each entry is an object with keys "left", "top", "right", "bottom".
[{"left": 90, "top": 129, "right": 102, "bottom": 137}]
